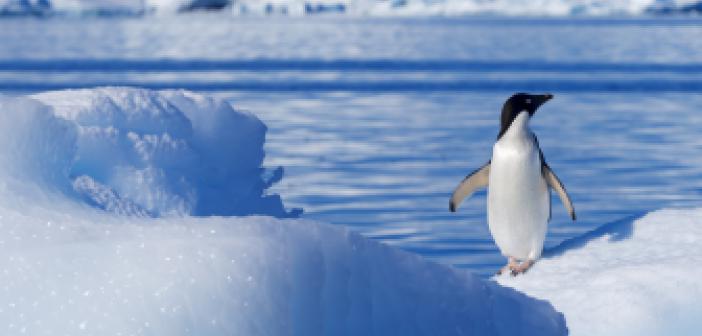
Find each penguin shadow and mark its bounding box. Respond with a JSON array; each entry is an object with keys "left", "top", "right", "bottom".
[{"left": 542, "top": 212, "right": 645, "bottom": 259}]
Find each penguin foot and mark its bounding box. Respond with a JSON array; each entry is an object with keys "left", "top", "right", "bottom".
[
  {"left": 510, "top": 260, "right": 534, "bottom": 277},
  {"left": 496, "top": 257, "right": 519, "bottom": 275}
]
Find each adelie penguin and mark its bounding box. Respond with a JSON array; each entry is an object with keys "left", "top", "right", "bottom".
[{"left": 449, "top": 93, "right": 575, "bottom": 276}]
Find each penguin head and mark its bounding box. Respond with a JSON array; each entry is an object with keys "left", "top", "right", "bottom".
[{"left": 498, "top": 93, "right": 553, "bottom": 139}]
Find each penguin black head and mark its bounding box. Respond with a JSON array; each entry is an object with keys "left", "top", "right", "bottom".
[{"left": 497, "top": 93, "right": 553, "bottom": 139}]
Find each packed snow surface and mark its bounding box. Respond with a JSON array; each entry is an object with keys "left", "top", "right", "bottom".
[
  {"left": 0, "top": 89, "right": 567, "bottom": 335},
  {"left": 497, "top": 209, "right": 702, "bottom": 335},
  {"left": 32, "top": 87, "right": 292, "bottom": 217},
  {"left": 1, "top": 0, "right": 701, "bottom": 16}
]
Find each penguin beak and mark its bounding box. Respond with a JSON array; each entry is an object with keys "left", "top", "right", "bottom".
[
  {"left": 521, "top": 93, "right": 554, "bottom": 116},
  {"left": 532, "top": 94, "right": 553, "bottom": 111}
]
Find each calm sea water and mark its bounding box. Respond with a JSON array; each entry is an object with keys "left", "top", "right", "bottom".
[{"left": 1, "top": 15, "right": 702, "bottom": 276}]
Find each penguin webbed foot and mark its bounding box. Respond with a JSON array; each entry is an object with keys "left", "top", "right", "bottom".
[
  {"left": 496, "top": 257, "right": 520, "bottom": 276},
  {"left": 509, "top": 259, "right": 534, "bottom": 277},
  {"left": 496, "top": 257, "right": 534, "bottom": 276}
]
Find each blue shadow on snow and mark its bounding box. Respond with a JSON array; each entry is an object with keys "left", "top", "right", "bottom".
[{"left": 543, "top": 212, "right": 645, "bottom": 259}]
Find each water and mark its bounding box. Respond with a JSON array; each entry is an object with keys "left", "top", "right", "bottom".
[{"left": 1, "top": 14, "right": 702, "bottom": 276}]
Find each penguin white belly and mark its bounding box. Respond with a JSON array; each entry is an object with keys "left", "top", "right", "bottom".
[{"left": 488, "top": 137, "right": 549, "bottom": 260}]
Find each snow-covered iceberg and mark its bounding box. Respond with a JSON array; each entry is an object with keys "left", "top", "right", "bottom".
[
  {"left": 497, "top": 209, "right": 702, "bottom": 335},
  {"left": 0, "top": 203, "right": 567, "bottom": 335},
  {"left": 30, "top": 87, "right": 294, "bottom": 217},
  {"left": 0, "top": 89, "right": 567, "bottom": 335},
  {"left": 233, "top": 0, "right": 702, "bottom": 16},
  {"left": 2, "top": 0, "right": 702, "bottom": 16},
  {"left": 0, "top": 0, "right": 48, "bottom": 15},
  {"left": 0, "top": 0, "right": 229, "bottom": 16},
  {"left": 359, "top": 0, "right": 702, "bottom": 16}
]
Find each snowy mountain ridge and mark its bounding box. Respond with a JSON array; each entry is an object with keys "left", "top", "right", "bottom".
[{"left": 1, "top": 0, "right": 701, "bottom": 16}]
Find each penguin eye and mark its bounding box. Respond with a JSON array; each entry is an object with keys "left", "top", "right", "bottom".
[{"left": 525, "top": 98, "right": 532, "bottom": 104}]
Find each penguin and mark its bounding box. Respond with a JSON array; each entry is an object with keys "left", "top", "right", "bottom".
[{"left": 449, "top": 93, "right": 575, "bottom": 276}]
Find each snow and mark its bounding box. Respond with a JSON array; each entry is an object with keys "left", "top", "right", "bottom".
[
  {"left": 237, "top": 0, "right": 702, "bottom": 16},
  {"left": 360, "top": 0, "right": 702, "bottom": 16},
  {"left": 147, "top": 0, "right": 229, "bottom": 13},
  {"left": 0, "top": 0, "right": 228, "bottom": 15},
  {"left": 0, "top": 205, "right": 567, "bottom": 335},
  {"left": 1, "top": 0, "right": 701, "bottom": 16},
  {"left": 32, "top": 87, "right": 293, "bottom": 218},
  {"left": 0, "top": 206, "right": 567, "bottom": 335},
  {"left": 0, "top": 89, "right": 567, "bottom": 335},
  {"left": 497, "top": 209, "right": 702, "bottom": 335},
  {"left": 0, "top": 0, "right": 48, "bottom": 15}
]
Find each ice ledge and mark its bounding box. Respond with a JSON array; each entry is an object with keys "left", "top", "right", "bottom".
[
  {"left": 497, "top": 208, "right": 702, "bottom": 335},
  {"left": 0, "top": 203, "right": 567, "bottom": 335}
]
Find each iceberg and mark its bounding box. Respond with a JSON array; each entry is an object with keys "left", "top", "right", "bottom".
[
  {"left": 32, "top": 87, "right": 294, "bottom": 218},
  {"left": 209, "top": 0, "right": 702, "bottom": 16},
  {"left": 0, "top": 0, "right": 49, "bottom": 15},
  {"left": 0, "top": 89, "right": 567, "bottom": 335},
  {"left": 0, "top": 0, "right": 229, "bottom": 16},
  {"left": 2, "top": 0, "right": 702, "bottom": 16},
  {"left": 356, "top": 0, "right": 702, "bottom": 16},
  {"left": 497, "top": 210, "right": 702, "bottom": 335},
  {"left": 147, "top": 0, "right": 229, "bottom": 13}
]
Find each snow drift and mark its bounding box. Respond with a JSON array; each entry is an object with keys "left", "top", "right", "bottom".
[
  {"left": 0, "top": 205, "right": 568, "bottom": 335},
  {"left": 0, "top": 89, "right": 567, "bottom": 335},
  {"left": 1, "top": 0, "right": 702, "bottom": 16},
  {"left": 497, "top": 209, "right": 702, "bottom": 335},
  {"left": 30, "top": 87, "right": 293, "bottom": 217}
]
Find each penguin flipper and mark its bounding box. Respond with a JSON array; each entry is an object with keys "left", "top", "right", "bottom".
[
  {"left": 542, "top": 165, "right": 576, "bottom": 220},
  {"left": 450, "top": 162, "right": 490, "bottom": 212}
]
